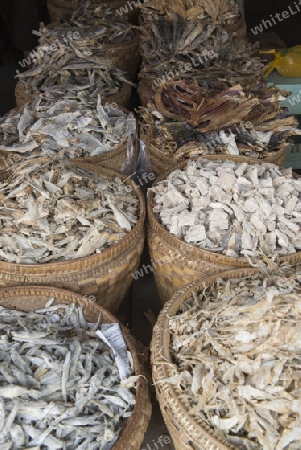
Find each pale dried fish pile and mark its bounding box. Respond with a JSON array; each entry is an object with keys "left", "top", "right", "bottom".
[
  {"left": 151, "top": 158, "right": 301, "bottom": 258},
  {"left": 0, "top": 96, "right": 133, "bottom": 158},
  {"left": 0, "top": 158, "right": 139, "bottom": 264},
  {"left": 166, "top": 269, "right": 301, "bottom": 449},
  {"left": 0, "top": 301, "right": 136, "bottom": 449}
]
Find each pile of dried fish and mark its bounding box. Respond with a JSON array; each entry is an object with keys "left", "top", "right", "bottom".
[
  {"left": 139, "top": 0, "right": 246, "bottom": 79},
  {"left": 139, "top": 78, "right": 301, "bottom": 159},
  {"left": 16, "top": 16, "right": 135, "bottom": 101},
  {"left": 151, "top": 158, "right": 301, "bottom": 258},
  {"left": 138, "top": 0, "right": 300, "bottom": 160},
  {"left": 0, "top": 158, "right": 139, "bottom": 264},
  {"left": 0, "top": 96, "right": 133, "bottom": 158},
  {"left": 0, "top": 300, "right": 136, "bottom": 449},
  {"left": 166, "top": 268, "right": 301, "bottom": 449},
  {"left": 69, "top": 1, "right": 135, "bottom": 43}
]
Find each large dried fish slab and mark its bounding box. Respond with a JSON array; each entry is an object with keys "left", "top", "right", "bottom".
[
  {"left": 151, "top": 158, "right": 301, "bottom": 258},
  {"left": 0, "top": 158, "right": 139, "bottom": 264},
  {"left": 166, "top": 267, "right": 301, "bottom": 450},
  {"left": 0, "top": 301, "right": 136, "bottom": 449}
]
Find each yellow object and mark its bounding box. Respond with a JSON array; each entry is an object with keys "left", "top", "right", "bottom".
[{"left": 260, "top": 46, "right": 301, "bottom": 78}]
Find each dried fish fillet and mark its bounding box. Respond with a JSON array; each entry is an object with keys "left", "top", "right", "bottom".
[
  {"left": 0, "top": 158, "right": 139, "bottom": 264},
  {"left": 165, "top": 267, "right": 301, "bottom": 450},
  {"left": 151, "top": 158, "right": 301, "bottom": 258},
  {"left": 0, "top": 302, "right": 136, "bottom": 449}
]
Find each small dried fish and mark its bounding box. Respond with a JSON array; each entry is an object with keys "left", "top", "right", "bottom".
[
  {"left": 0, "top": 158, "right": 139, "bottom": 264},
  {"left": 151, "top": 158, "right": 301, "bottom": 258},
  {"left": 165, "top": 267, "right": 301, "bottom": 450},
  {"left": 16, "top": 0, "right": 137, "bottom": 97},
  {"left": 0, "top": 302, "right": 136, "bottom": 449}
]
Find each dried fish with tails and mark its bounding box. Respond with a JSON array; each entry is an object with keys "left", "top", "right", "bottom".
[
  {"left": 0, "top": 157, "right": 139, "bottom": 264},
  {"left": 161, "top": 265, "right": 301, "bottom": 450},
  {"left": 0, "top": 302, "right": 137, "bottom": 449}
]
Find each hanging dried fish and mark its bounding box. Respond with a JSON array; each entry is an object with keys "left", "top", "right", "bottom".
[
  {"left": 0, "top": 158, "right": 139, "bottom": 264},
  {"left": 0, "top": 96, "right": 134, "bottom": 159},
  {"left": 0, "top": 301, "right": 136, "bottom": 449},
  {"left": 166, "top": 267, "right": 301, "bottom": 450},
  {"left": 151, "top": 158, "right": 301, "bottom": 258}
]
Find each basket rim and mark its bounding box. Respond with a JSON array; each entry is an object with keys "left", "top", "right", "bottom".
[
  {"left": 147, "top": 155, "right": 299, "bottom": 267},
  {"left": 0, "top": 161, "right": 146, "bottom": 273},
  {"left": 0, "top": 284, "right": 152, "bottom": 450},
  {"left": 150, "top": 267, "right": 262, "bottom": 450}
]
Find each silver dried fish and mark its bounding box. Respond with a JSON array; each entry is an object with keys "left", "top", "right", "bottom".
[{"left": 0, "top": 158, "right": 139, "bottom": 264}]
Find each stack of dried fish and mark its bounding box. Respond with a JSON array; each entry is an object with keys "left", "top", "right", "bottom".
[
  {"left": 139, "top": 0, "right": 246, "bottom": 80},
  {"left": 16, "top": 15, "right": 135, "bottom": 103},
  {"left": 69, "top": 1, "right": 135, "bottom": 42},
  {"left": 0, "top": 96, "right": 133, "bottom": 158},
  {"left": 0, "top": 158, "right": 139, "bottom": 264},
  {"left": 166, "top": 268, "right": 301, "bottom": 449},
  {"left": 151, "top": 158, "right": 301, "bottom": 258},
  {"left": 139, "top": 79, "right": 300, "bottom": 159},
  {"left": 138, "top": 0, "right": 300, "bottom": 161},
  {"left": 0, "top": 300, "right": 136, "bottom": 449}
]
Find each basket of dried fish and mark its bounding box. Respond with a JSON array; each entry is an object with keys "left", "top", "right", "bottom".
[
  {"left": 0, "top": 96, "right": 136, "bottom": 172},
  {"left": 0, "top": 284, "right": 152, "bottom": 449},
  {"left": 0, "top": 157, "right": 146, "bottom": 313},
  {"left": 67, "top": 3, "right": 140, "bottom": 81},
  {"left": 151, "top": 265, "right": 301, "bottom": 450},
  {"left": 147, "top": 156, "right": 301, "bottom": 304}
]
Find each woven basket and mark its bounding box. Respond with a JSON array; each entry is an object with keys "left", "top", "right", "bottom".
[
  {"left": 15, "top": 82, "right": 35, "bottom": 108},
  {"left": 104, "top": 82, "right": 132, "bottom": 109},
  {"left": 104, "top": 34, "right": 140, "bottom": 82},
  {"left": 151, "top": 268, "right": 263, "bottom": 450},
  {"left": 47, "top": 0, "right": 140, "bottom": 24},
  {"left": 147, "top": 155, "right": 301, "bottom": 304},
  {"left": 145, "top": 142, "right": 287, "bottom": 177},
  {"left": 137, "top": 75, "right": 154, "bottom": 107},
  {"left": 0, "top": 162, "right": 146, "bottom": 313},
  {"left": 0, "top": 284, "right": 152, "bottom": 450}
]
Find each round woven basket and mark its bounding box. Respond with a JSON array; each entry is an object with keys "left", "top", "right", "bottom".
[
  {"left": 0, "top": 162, "right": 146, "bottom": 313},
  {"left": 145, "top": 142, "right": 286, "bottom": 177},
  {"left": 47, "top": 0, "right": 140, "bottom": 24},
  {"left": 105, "top": 82, "right": 132, "bottom": 109},
  {"left": 0, "top": 284, "right": 152, "bottom": 450},
  {"left": 15, "top": 82, "right": 35, "bottom": 108},
  {"left": 137, "top": 75, "right": 154, "bottom": 107},
  {"left": 151, "top": 268, "right": 262, "bottom": 450},
  {"left": 104, "top": 34, "right": 140, "bottom": 82},
  {"left": 147, "top": 155, "right": 300, "bottom": 304}
]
